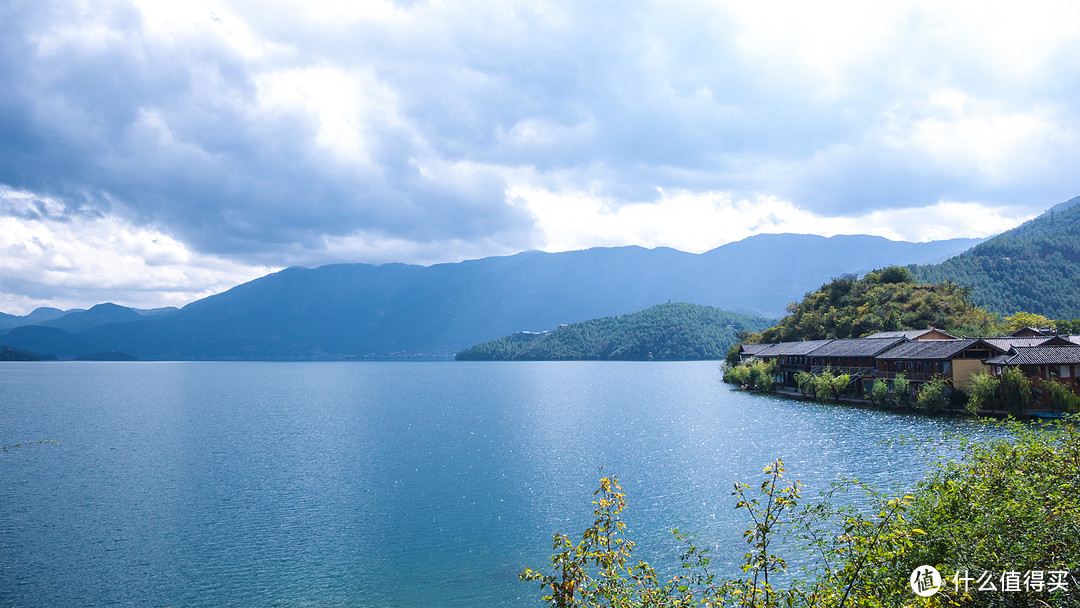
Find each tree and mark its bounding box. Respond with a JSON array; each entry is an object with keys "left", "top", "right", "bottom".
[
  {"left": 916, "top": 377, "right": 948, "bottom": 412},
  {"left": 999, "top": 366, "right": 1033, "bottom": 415},
  {"left": 870, "top": 378, "right": 890, "bottom": 407},
  {"left": 892, "top": 373, "right": 911, "bottom": 408},
  {"left": 966, "top": 370, "right": 999, "bottom": 414},
  {"left": 1041, "top": 380, "right": 1080, "bottom": 414},
  {"left": 1003, "top": 311, "right": 1055, "bottom": 333}
]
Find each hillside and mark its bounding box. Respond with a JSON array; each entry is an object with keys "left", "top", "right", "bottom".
[
  {"left": 455, "top": 303, "right": 772, "bottom": 361},
  {"left": 912, "top": 195, "right": 1080, "bottom": 319},
  {"left": 0, "top": 235, "right": 978, "bottom": 360},
  {"left": 754, "top": 266, "right": 1001, "bottom": 343}
]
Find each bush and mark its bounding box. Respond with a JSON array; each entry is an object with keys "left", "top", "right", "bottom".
[
  {"left": 966, "top": 370, "right": 1000, "bottom": 414},
  {"left": 892, "top": 373, "right": 911, "bottom": 407},
  {"left": 1042, "top": 379, "right": 1080, "bottom": 414},
  {"left": 870, "top": 378, "right": 890, "bottom": 407},
  {"left": 524, "top": 418, "right": 1080, "bottom": 607},
  {"left": 916, "top": 376, "right": 948, "bottom": 412},
  {"left": 999, "top": 366, "right": 1033, "bottom": 415}
]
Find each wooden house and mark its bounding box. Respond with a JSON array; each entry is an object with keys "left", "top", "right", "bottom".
[
  {"left": 753, "top": 339, "right": 836, "bottom": 389},
  {"left": 804, "top": 337, "right": 909, "bottom": 395},
  {"left": 986, "top": 345, "right": 1080, "bottom": 400},
  {"left": 874, "top": 338, "right": 1006, "bottom": 392}
]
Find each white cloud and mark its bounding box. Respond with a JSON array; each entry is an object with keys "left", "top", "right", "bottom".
[
  {"left": 0, "top": 188, "right": 276, "bottom": 315},
  {"left": 514, "top": 185, "right": 1034, "bottom": 253}
]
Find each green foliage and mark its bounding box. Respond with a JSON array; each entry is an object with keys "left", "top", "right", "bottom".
[
  {"left": 723, "top": 358, "right": 778, "bottom": 393},
  {"left": 1003, "top": 311, "right": 1055, "bottom": 333},
  {"left": 1055, "top": 318, "right": 1080, "bottom": 334},
  {"left": 456, "top": 303, "right": 773, "bottom": 361},
  {"left": 912, "top": 198, "right": 1080, "bottom": 319},
  {"left": 726, "top": 343, "right": 743, "bottom": 366},
  {"left": 804, "top": 368, "right": 851, "bottom": 403},
  {"left": 526, "top": 419, "right": 1080, "bottom": 608},
  {"left": 999, "top": 366, "right": 1033, "bottom": 416},
  {"left": 966, "top": 371, "right": 1000, "bottom": 414},
  {"left": 916, "top": 377, "right": 948, "bottom": 412},
  {"left": 892, "top": 374, "right": 911, "bottom": 407},
  {"left": 794, "top": 371, "right": 814, "bottom": 397},
  {"left": 1042, "top": 380, "right": 1080, "bottom": 414},
  {"left": 898, "top": 418, "right": 1080, "bottom": 607},
  {"left": 758, "top": 267, "right": 1001, "bottom": 343},
  {"left": 870, "top": 378, "right": 890, "bottom": 407},
  {"left": 523, "top": 460, "right": 923, "bottom": 608}
]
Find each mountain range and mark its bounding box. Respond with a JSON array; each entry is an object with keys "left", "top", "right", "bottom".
[
  {"left": 0, "top": 233, "right": 982, "bottom": 360},
  {"left": 912, "top": 195, "right": 1080, "bottom": 319}
]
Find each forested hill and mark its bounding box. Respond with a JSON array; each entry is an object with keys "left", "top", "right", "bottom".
[
  {"left": 752, "top": 267, "right": 1000, "bottom": 343},
  {"left": 455, "top": 303, "right": 771, "bottom": 361},
  {"left": 912, "top": 195, "right": 1080, "bottom": 319}
]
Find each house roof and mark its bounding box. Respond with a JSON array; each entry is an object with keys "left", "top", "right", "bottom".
[
  {"left": 875, "top": 338, "right": 991, "bottom": 361},
  {"left": 806, "top": 337, "right": 908, "bottom": 358},
  {"left": 755, "top": 339, "right": 835, "bottom": 357},
  {"left": 739, "top": 343, "right": 770, "bottom": 356},
  {"left": 986, "top": 345, "right": 1080, "bottom": 366},
  {"left": 863, "top": 328, "right": 957, "bottom": 340},
  {"left": 1009, "top": 327, "right": 1056, "bottom": 337},
  {"left": 980, "top": 336, "right": 1073, "bottom": 351}
]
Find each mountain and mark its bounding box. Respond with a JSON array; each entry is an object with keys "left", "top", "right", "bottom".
[
  {"left": 912, "top": 195, "right": 1080, "bottom": 319},
  {"left": 0, "top": 304, "right": 179, "bottom": 332},
  {"left": 0, "top": 234, "right": 982, "bottom": 360},
  {"left": 456, "top": 303, "right": 772, "bottom": 360},
  {"left": 753, "top": 266, "right": 1001, "bottom": 343},
  {"left": 0, "top": 307, "right": 69, "bottom": 330}
]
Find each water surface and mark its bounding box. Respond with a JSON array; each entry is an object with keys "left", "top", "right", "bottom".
[{"left": 0, "top": 361, "right": 992, "bottom": 607}]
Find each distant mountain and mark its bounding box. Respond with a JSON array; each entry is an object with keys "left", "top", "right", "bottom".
[
  {"left": 0, "top": 307, "right": 69, "bottom": 330},
  {"left": 0, "top": 345, "right": 54, "bottom": 361},
  {"left": 0, "top": 304, "right": 179, "bottom": 332},
  {"left": 0, "top": 233, "right": 982, "bottom": 360},
  {"left": 456, "top": 302, "right": 772, "bottom": 361},
  {"left": 913, "top": 195, "right": 1080, "bottom": 319}
]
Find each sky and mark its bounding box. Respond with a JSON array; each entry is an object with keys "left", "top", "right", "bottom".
[{"left": 1, "top": 0, "right": 1079, "bottom": 314}]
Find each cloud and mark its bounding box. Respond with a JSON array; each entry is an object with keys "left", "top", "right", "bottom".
[
  {"left": 0, "top": 187, "right": 275, "bottom": 314},
  {"left": 1, "top": 0, "right": 1079, "bottom": 310},
  {"left": 514, "top": 185, "right": 1035, "bottom": 254}
]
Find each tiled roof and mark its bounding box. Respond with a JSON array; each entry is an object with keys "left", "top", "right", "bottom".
[
  {"left": 805, "top": 337, "right": 908, "bottom": 358},
  {"left": 740, "top": 344, "right": 770, "bottom": 356},
  {"left": 863, "top": 328, "right": 957, "bottom": 340},
  {"left": 988, "top": 346, "right": 1080, "bottom": 366},
  {"left": 980, "top": 336, "right": 1070, "bottom": 351},
  {"left": 755, "top": 339, "right": 835, "bottom": 357},
  {"left": 875, "top": 338, "right": 985, "bottom": 360}
]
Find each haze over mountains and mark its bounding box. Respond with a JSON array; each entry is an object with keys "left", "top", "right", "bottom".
[{"left": 0, "top": 233, "right": 981, "bottom": 360}]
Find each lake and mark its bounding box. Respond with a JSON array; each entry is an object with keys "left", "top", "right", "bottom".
[{"left": 0, "top": 361, "right": 994, "bottom": 607}]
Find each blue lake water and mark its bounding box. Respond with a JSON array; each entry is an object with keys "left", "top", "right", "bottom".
[{"left": 1, "top": 361, "right": 995, "bottom": 607}]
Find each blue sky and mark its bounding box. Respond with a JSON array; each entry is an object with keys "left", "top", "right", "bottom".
[{"left": 1, "top": 0, "right": 1078, "bottom": 313}]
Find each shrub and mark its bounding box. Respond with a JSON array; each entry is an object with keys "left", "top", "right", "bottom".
[
  {"left": 870, "top": 378, "right": 890, "bottom": 407},
  {"left": 1042, "top": 379, "right": 1080, "bottom": 414},
  {"left": 892, "top": 373, "right": 911, "bottom": 407},
  {"left": 916, "top": 377, "right": 948, "bottom": 412},
  {"left": 966, "top": 370, "right": 1000, "bottom": 414},
  {"left": 999, "top": 366, "right": 1033, "bottom": 415}
]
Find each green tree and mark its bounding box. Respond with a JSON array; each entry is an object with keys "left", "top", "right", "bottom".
[
  {"left": 870, "top": 378, "right": 890, "bottom": 407},
  {"left": 999, "top": 366, "right": 1033, "bottom": 415},
  {"left": 1003, "top": 311, "right": 1055, "bottom": 333},
  {"left": 892, "top": 373, "right": 911, "bottom": 408},
  {"left": 966, "top": 370, "right": 1000, "bottom": 414},
  {"left": 1042, "top": 380, "right": 1080, "bottom": 414},
  {"left": 916, "top": 377, "right": 948, "bottom": 412}
]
